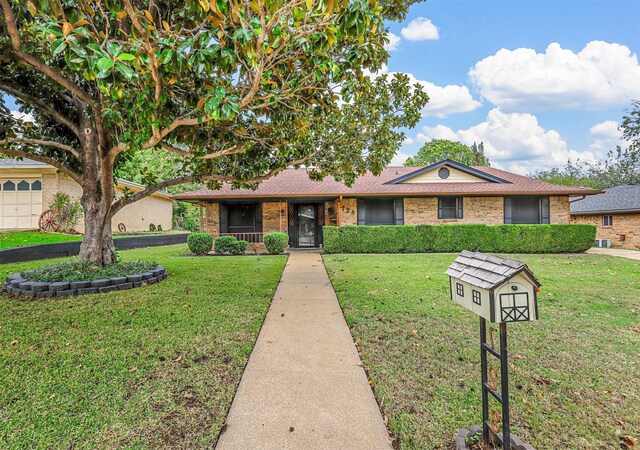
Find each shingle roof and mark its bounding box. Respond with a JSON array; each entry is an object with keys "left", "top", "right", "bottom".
[
  {"left": 570, "top": 185, "right": 640, "bottom": 214},
  {"left": 0, "top": 158, "right": 50, "bottom": 167},
  {"left": 445, "top": 250, "right": 540, "bottom": 290},
  {"left": 174, "top": 164, "right": 602, "bottom": 200}
]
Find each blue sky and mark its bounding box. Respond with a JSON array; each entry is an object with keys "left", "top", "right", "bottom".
[{"left": 385, "top": 0, "right": 640, "bottom": 173}]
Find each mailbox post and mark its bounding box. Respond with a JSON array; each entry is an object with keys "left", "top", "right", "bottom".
[{"left": 446, "top": 251, "right": 541, "bottom": 450}]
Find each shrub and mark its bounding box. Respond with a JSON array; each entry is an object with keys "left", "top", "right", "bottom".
[
  {"left": 322, "top": 224, "right": 596, "bottom": 254},
  {"left": 214, "top": 235, "right": 248, "bottom": 255},
  {"left": 188, "top": 232, "right": 213, "bottom": 255},
  {"left": 149, "top": 223, "right": 157, "bottom": 232},
  {"left": 22, "top": 260, "right": 157, "bottom": 282},
  {"left": 263, "top": 232, "right": 289, "bottom": 254},
  {"left": 49, "top": 192, "right": 82, "bottom": 232}
]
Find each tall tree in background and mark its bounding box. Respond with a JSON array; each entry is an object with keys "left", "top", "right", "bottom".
[
  {"left": 533, "top": 101, "right": 640, "bottom": 189},
  {"left": 0, "top": 0, "right": 427, "bottom": 265},
  {"left": 404, "top": 139, "right": 490, "bottom": 166}
]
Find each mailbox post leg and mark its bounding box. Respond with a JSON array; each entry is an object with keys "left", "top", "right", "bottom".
[
  {"left": 500, "top": 322, "right": 511, "bottom": 450},
  {"left": 479, "top": 317, "right": 490, "bottom": 445}
]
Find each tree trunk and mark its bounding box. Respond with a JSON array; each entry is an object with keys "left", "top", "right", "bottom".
[
  {"left": 78, "top": 196, "right": 116, "bottom": 265},
  {"left": 77, "top": 112, "right": 117, "bottom": 266}
]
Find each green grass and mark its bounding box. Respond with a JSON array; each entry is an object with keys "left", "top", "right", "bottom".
[
  {"left": 0, "top": 245, "right": 287, "bottom": 448},
  {"left": 0, "top": 231, "right": 82, "bottom": 249},
  {"left": 324, "top": 253, "right": 640, "bottom": 450}
]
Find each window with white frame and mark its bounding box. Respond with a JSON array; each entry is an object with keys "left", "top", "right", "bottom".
[{"left": 603, "top": 215, "right": 613, "bottom": 227}]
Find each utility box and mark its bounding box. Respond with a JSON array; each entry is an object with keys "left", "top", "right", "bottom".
[{"left": 446, "top": 251, "right": 541, "bottom": 323}]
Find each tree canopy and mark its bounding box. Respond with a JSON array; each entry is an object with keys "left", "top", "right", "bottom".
[
  {"left": 404, "top": 139, "right": 490, "bottom": 167},
  {"left": 532, "top": 102, "right": 640, "bottom": 189},
  {"left": 0, "top": 0, "right": 428, "bottom": 264}
]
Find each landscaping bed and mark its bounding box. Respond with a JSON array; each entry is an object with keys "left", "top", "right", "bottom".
[
  {"left": 4, "top": 261, "right": 166, "bottom": 298},
  {"left": 324, "top": 253, "right": 640, "bottom": 449},
  {"left": 0, "top": 245, "right": 287, "bottom": 448}
]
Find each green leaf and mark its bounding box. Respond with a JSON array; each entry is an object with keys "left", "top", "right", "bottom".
[
  {"left": 115, "top": 63, "right": 135, "bottom": 79},
  {"left": 51, "top": 38, "right": 67, "bottom": 56},
  {"left": 96, "top": 57, "right": 115, "bottom": 73},
  {"left": 117, "top": 53, "right": 135, "bottom": 61}
]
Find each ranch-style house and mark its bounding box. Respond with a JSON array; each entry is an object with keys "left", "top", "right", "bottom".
[{"left": 175, "top": 160, "right": 601, "bottom": 249}]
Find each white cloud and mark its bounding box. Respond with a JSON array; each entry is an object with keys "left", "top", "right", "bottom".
[
  {"left": 417, "top": 108, "right": 601, "bottom": 174},
  {"left": 390, "top": 150, "right": 411, "bottom": 166},
  {"left": 385, "top": 32, "right": 401, "bottom": 52},
  {"left": 10, "top": 110, "right": 34, "bottom": 123},
  {"left": 365, "top": 66, "right": 481, "bottom": 118},
  {"left": 469, "top": 41, "right": 640, "bottom": 110},
  {"left": 403, "top": 136, "right": 414, "bottom": 145},
  {"left": 401, "top": 17, "right": 439, "bottom": 41},
  {"left": 590, "top": 120, "right": 620, "bottom": 139}
]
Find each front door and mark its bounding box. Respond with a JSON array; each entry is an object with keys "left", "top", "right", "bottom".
[{"left": 296, "top": 204, "right": 317, "bottom": 247}]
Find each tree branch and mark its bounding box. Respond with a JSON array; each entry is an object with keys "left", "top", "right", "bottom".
[
  {"left": 0, "top": 0, "right": 97, "bottom": 110},
  {"left": 0, "top": 137, "right": 81, "bottom": 159},
  {"left": 0, "top": 145, "right": 81, "bottom": 183},
  {"left": 109, "top": 155, "right": 314, "bottom": 218},
  {"left": 0, "top": 83, "right": 81, "bottom": 138}
]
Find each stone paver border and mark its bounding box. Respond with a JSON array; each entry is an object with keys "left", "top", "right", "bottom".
[{"left": 2, "top": 265, "right": 167, "bottom": 298}]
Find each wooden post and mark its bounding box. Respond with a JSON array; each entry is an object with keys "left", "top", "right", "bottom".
[{"left": 337, "top": 195, "right": 342, "bottom": 226}]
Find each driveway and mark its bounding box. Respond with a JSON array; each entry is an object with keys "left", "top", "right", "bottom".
[{"left": 587, "top": 247, "right": 640, "bottom": 260}]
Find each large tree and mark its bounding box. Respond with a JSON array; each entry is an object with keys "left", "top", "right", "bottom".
[
  {"left": 0, "top": 0, "right": 427, "bottom": 265},
  {"left": 404, "top": 139, "right": 490, "bottom": 166}
]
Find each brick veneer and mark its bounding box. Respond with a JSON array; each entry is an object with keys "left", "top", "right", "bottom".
[
  {"left": 339, "top": 198, "right": 358, "bottom": 225},
  {"left": 263, "top": 201, "right": 287, "bottom": 232},
  {"left": 550, "top": 196, "right": 570, "bottom": 224},
  {"left": 572, "top": 212, "right": 640, "bottom": 249},
  {"left": 204, "top": 202, "right": 219, "bottom": 234},
  {"left": 404, "top": 197, "right": 505, "bottom": 225}
]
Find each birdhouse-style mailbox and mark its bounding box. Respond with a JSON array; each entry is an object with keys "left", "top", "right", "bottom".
[{"left": 446, "top": 251, "right": 540, "bottom": 323}]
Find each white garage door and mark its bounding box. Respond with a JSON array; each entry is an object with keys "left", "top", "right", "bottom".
[{"left": 0, "top": 179, "right": 43, "bottom": 229}]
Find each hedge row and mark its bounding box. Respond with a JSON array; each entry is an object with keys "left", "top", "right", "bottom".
[{"left": 322, "top": 224, "right": 596, "bottom": 254}]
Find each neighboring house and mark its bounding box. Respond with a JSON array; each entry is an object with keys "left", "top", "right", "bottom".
[
  {"left": 570, "top": 185, "right": 640, "bottom": 249},
  {"left": 174, "top": 159, "right": 601, "bottom": 249},
  {"left": 0, "top": 158, "right": 173, "bottom": 232}
]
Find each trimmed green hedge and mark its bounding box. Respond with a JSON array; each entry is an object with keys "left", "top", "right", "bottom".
[
  {"left": 188, "top": 232, "right": 213, "bottom": 255},
  {"left": 214, "top": 235, "right": 248, "bottom": 255},
  {"left": 322, "top": 224, "right": 596, "bottom": 254},
  {"left": 263, "top": 232, "right": 289, "bottom": 254}
]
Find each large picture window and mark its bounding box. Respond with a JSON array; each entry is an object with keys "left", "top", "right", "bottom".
[
  {"left": 504, "top": 196, "right": 550, "bottom": 224},
  {"left": 438, "top": 197, "right": 463, "bottom": 219},
  {"left": 219, "top": 203, "right": 262, "bottom": 234},
  {"left": 357, "top": 198, "right": 404, "bottom": 226}
]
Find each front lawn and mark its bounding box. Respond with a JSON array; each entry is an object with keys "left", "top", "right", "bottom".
[
  {"left": 0, "top": 245, "right": 286, "bottom": 448},
  {"left": 0, "top": 231, "right": 82, "bottom": 249},
  {"left": 324, "top": 253, "right": 640, "bottom": 449}
]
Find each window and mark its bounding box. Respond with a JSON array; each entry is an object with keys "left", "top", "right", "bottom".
[
  {"left": 456, "top": 283, "right": 464, "bottom": 296},
  {"left": 603, "top": 215, "right": 613, "bottom": 227},
  {"left": 31, "top": 180, "right": 42, "bottom": 191},
  {"left": 438, "top": 167, "right": 450, "bottom": 179},
  {"left": 357, "top": 198, "right": 403, "bottom": 225},
  {"left": 504, "top": 196, "right": 550, "bottom": 224},
  {"left": 2, "top": 180, "right": 15, "bottom": 191},
  {"left": 438, "top": 197, "right": 463, "bottom": 219},
  {"left": 472, "top": 290, "right": 482, "bottom": 305},
  {"left": 17, "top": 180, "right": 30, "bottom": 191},
  {"left": 227, "top": 204, "right": 257, "bottom": 233}
]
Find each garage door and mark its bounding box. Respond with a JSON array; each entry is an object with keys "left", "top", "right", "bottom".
[{"left": 0, "top": 179, "right": 42, "bottom": 229}]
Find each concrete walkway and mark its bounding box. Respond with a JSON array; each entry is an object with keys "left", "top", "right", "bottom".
[
  {"left": 216, "top": 252, "right": 392, "bottom": 450},
  {"left": 587, "top": 247, "right": 640, "bottom": 260}
]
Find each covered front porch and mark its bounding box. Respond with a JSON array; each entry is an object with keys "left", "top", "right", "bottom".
[{"left": 198, "top": 198, "right": 345, "bottom": 249}]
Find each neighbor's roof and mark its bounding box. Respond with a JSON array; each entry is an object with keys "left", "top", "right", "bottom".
[
  {"left": 174, "top": 161, "right": 601, "bottom": 200},
  {"left": 445, "top": 250, "right": 541, "bottom": 290},
  {"left": 570, "top": 185, "right": 640, "bottom": 215},
  {"left": 0, "top": 158, "right": 51, "bottom": 168},
  {"left": 0, "top": 158, "right": 172, "bottom": 200}
]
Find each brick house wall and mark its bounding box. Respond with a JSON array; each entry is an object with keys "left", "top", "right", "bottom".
[
  {"left": 550, "top": 196, "right": 570, "bottom": 224},
  {"left": 403, "top": 197, "right": 506, "bottom": 225},
  {"left": 262, "top": 201, "right": 287, "bottom": 233},
  {"left": 339, "top": 198, "right": 358, "bottom": 225},
  {"left": 42, "top": 173, "right": 172, "bottom": 232},
  {"left": 572, "top": 212, "right": 640, "bottom": 249}
]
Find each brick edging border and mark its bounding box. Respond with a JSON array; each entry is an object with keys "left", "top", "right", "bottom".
[{"left": 2, "top": 265, "right": 167, "bottom": 298}]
